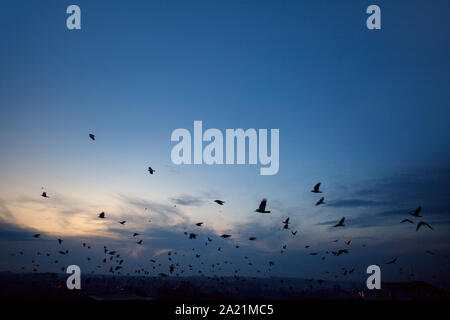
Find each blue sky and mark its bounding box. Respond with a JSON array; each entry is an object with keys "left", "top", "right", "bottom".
[{"left": 0, "top": 1, "right": 449, "bottom": 287}]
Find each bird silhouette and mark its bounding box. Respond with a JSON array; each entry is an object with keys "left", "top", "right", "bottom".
[
  {"left": 291, "top": 231, "right": 297, "bottom": 235},
  {"left": 148, "top": 167, "right": 155, "bottom": 175},
  {"left": 416, "top": 221, "right": 433, "bottom": 231},
  {"left": 136, "top": 240, "right": 143, "bottom": 245},
  {"left": 410, "top": 206, "right": 422, "bottom": 218},
  {"left": 332, "top": 249, "right": 348, "bottom": 256},
  {"left": 386, "top": 257, "right": 397, "bottom": 264},
  {"left": 220, "top": 234, "right": 231, "bottom": 238},
  {"left": 334, "top": 217, "right": 345, "bottom": 227},
  {"left": 89, "top": 134, "right": 95, "bottom": 141},
  {"left": 196, "top": 222, "right": 203, "bottom": 227},
  {"left": 41, "top": 192, "right": 49, "bottom": 198},
  {"left": 311, "top": 183, "right": 322, "bottom": 193},
  {"left": 255, "top": 199, "right": 270, "bottom": 213},
  {"left": 214, "top": 200, "right": 225, "bottom": 205},
  {"left": 315, "top": 197, "right": 325, "bottom": 206},
  {"left": 133, "top": 233, "right": 140, "bottom": 237},
  {"left": 401, "top": 219, "right": 414, "bottom": 224},
  {"left": 189, "top": 233, "right": 197, "bottom": 239},
  {"left": 98, "top": 211, "right": 105, "bottom": 218},
  {"left": 119, "top": 221, "right": 126, "bottom": 225},
  {"left": 249, "top": 237, "right": 256, "bottom": 241}
]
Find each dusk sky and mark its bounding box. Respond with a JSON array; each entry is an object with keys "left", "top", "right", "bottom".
[{"left": 0, "top": 0, "right": 449, "bottom": 286}]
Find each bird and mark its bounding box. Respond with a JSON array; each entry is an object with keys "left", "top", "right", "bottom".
[
  {"left": 269, "top": 261, "right": 274, "bottom": 267},
  {"left": 189, "top": 233, "right": 197, "bottom": 239},
  {"left": 410, "top": 206, "right": 422, "bottom": 218},
  {"left": 33, "top": 234, "right": 40, "bottom": 238},
  {"left": 315, "top": 197, "right": 325, "bottom": 206},
  {"left": 282, "top": 218, "right": 290, "bottom": 225},
  {"left": 133, "top": 233, "right": 140, "bottom": 237},
  {"left": 41, "top": 192, "right": 49, "bottom": 198},
  {"left": 416, "top": 221, "right": 433, "bottom": 231},
  {"left": 249, "top": 237, "right": 256, "bottom": 241},
  {"left": 89, "top": 134, "right": 95, "bottom": 141},
  {"left": 57, "top": 239, "right": 63, "bottom": 244},
  {"left": 119, "top": 221, "right": 126, "bottom": 225},
  {"left": 196, "top": 222, "right": 203, "bottom": 227},
  {"left": 291, "top": 231, "right": 297, "bottom": 236},
  {"left": 334, "top": 217, "right": 345, "bottom": 227},
  {"left": 332, "top": 249, "right": 348, "bottom": 256},
  {"left": 214, "top": 200, "right": 225, "bottom": 205},
  {"left": 401, "top": 219, "right": 414, "bottom": 224},
  {"left": 98, "top": 211, "right": 105, "bottom": 218},
  {"left": 255, "top": 199, "right": 270, "bottom": 213},
  {"left": 220, "top": 234, "right": 231, "bottom": 238},
  {"left": 425, "top": 250, "right": 435, "bottom": 255},
  {"left": 311, "top": 183, "right": 322, "bottom": 193},
  {"left": 136, "top": 240, "right": 143, "bottom": 245},
  {"left": 386, "top": 257, "right": 397, "bottom": 264},
  {"left": 345, "top": 240, "right": 351, "bottom": 245},
  {"left": 148, "top": 167, "right": 155, "bottom": 175}
]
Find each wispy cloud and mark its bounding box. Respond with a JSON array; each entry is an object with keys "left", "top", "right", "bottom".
[{"left": 169, "top": 194, "right": 204, "bottom": 206}]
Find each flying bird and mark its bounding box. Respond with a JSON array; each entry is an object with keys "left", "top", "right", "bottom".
[
  {"left": 220, "top": 234, "right": 231, "bottom": 238},
  {"left": 332, "top": 249, "right": 349, "bottom": 256},
  {"left": 196, "top": 222, "right": 203, "bottom": 227},
  {"left": 119, "top": 221, "right": 126, "bottom": 225},
  {"left": 416, "top": 221, "right": 433, "bottom": 231},
  {"left": 136, "top": 240, "right": 143, "bottom": 245},
  {"left": 33, "top": 234, "right": 40, "bottom": 238},
  {"left": 311, "top": 183, "right": 322, "bottom": 193},
  {"left": 89, "top": 134, "right": 95, "bottom": 141},
  {"left": 214, "top": 200, "right": 225, "bottom": 205},
  {"left": 291, "top": 231, "right": 297, "bottom": 236},
  {"left": 249, "top": 237, "right": 256, "bottom": 241},
  {"left": 282, "top": 218, "right": 290, "bottom": 224},
  {"left": 255, "top": 199, "right": 270, "bottom": 213},
  {"left": 315, "top": 197, "right": 325, "bottom": 206},
  {"left": 133, "top": 233, "right": 140, "bottom": 237},
  {"left": 410, "top": 206, "right": 422, "bottom": 218},
  {"left": 41, "top": 192, "right": 49, "bottom": 198},
  {"left": 189, "top": 233, "right": 197, "bottom": 239},
  {"left": 334, "top": 217, "right": 345, "bottom": 227},
  {"left": 98, "top": 211, "right": 105, "bottom": 218},
  {"left": 386, "top": 257, "right": 397, "bottom": 264},
  {"left": 148, "top": 167, "right": 155, "bottom": 175},
  {"left": 401, "top": 219, "right": 414, "bottom": 224},
  {"left": 57, "top": 239, "right": 63, "bottom": 244}
]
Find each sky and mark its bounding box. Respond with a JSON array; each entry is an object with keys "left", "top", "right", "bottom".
[{"left": 0, "top": 0, "right": 449, "bottom": 287}]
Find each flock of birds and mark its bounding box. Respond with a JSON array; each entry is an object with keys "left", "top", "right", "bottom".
[{"left": 9, "top": 133, "right": 440, "bottom": 294}]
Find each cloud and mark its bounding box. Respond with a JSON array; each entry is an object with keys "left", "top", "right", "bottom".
[
  {"left": 169, "top": 194, "right": 204, "bottom": 206},
  {"left": 326, "top": 199, "right": 387, "bottom": 208}
]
